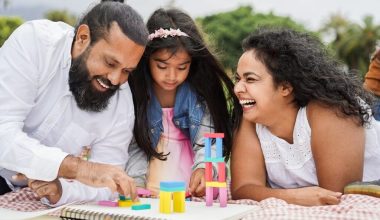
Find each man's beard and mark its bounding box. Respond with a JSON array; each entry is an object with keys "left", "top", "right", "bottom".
[{"left": 68, "top": 48, "right": 119, "bottom": 112}]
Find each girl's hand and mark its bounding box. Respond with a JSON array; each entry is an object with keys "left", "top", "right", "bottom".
[
  {"left": 11, "top": 173, "right": 28, "bottom": 186},
  {"left": 28, "top": 179, "right": 62, "bottom": 204},
  {"left": 292, "top": 186, "right": 342, "bottom": 206},
  {"left": 189, "top": 168, "right": 205, "bottom": 197}
]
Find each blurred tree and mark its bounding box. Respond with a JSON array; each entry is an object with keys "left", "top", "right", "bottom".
[
  {"left": 197, "top": 6, "right": 309, "bottom": 71},
  {"left": 166, "top": 0, "right": 176, "bottom": 7},
  {"left": 2, "top": 0, "right": 10, "bottom": 9},
  {"left": 0, "top": 16, "right": 23, "bottom": 46},
  {"left": 321, "top": 14, "right": 380, "bottom": 78},
  {"left": 44, "top": 10, "right": 77, "bottom": 26},
  {"left": 320, "top": 13, "right": 349, "bottom": 44}
]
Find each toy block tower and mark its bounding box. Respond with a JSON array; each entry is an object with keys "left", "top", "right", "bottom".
[
  {"left": 159, "top": 181, "right": 186, "bottom": 214},
  {"left": 204, "top": 133, "right": 227, "bottom": 207}
]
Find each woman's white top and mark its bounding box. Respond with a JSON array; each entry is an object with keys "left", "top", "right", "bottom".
[{"left": 256, "top": 107, "right": 380, "bottom": 189}]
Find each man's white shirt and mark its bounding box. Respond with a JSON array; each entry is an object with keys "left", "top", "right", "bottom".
[{"left": 0, "top": 20, "right": 134, "bottom": 205}]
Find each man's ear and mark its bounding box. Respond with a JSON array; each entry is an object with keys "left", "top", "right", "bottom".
[
  {"left": 279, "top": 81, "right": 293, "bottom": 97},
  {"left": 72, "top": 24, "right": 91, "bottom": 57}
]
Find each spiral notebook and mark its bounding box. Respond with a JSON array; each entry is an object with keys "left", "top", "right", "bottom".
[{"left": 60, "top": 198, "right": 257, "bottom": 220}]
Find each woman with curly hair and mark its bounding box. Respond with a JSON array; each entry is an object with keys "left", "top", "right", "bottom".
[{"left": 231, "top": 28, "right": 380, "bottom": 206}]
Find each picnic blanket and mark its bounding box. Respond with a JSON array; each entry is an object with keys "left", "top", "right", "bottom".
[{"left": 1, "top": 185, "right": 380, "bottom": 219}]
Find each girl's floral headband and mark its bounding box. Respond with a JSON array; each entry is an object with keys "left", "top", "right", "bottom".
[{"left": 148, "top": 28, "right": 189, "bottom": 41}]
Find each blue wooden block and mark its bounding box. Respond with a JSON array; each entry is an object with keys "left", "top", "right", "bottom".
[
  {"left": 160, "top": 181, "right": 186, "bottom": 189},
  {"left": 216, "top": 138, "right": 223, "bottom": 158},
  {"left": 205, "top": 137, "right": 211, "bottom": 158}
]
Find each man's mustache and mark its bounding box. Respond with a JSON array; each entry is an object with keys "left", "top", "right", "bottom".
[{"left": 69, "top": 74, "right": 119, "bottom": 91}]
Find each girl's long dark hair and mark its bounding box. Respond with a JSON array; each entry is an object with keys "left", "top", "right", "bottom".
[
  {"left": 129, "top": 8, "right": 241, "bottom": 161},
  {"left": 241, "top": 28, "right": 373, "bottom": 125}
]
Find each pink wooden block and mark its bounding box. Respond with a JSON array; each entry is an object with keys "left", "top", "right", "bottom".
[
  {"left": 219, "top": 187, "right": 227, "bottom": 207},
  {"left": 98, "top": 200, "right": 118, "bottom": 207},
  {"left": 137, "top": 188, "right": 151, "bottom": 197},
  {"left": 206, "top": 187, "right": 213, "bottom": 206},
  {"left": 204, "top": 133, "right": 224, "bottom": 138},
  {"left": 213, "top": 187, "right": 219, "bottom": 200},
  {"left": 218, "top": 162, "right": 226, "bottom": 182}
]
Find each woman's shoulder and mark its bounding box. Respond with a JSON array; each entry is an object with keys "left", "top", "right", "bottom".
[
  {"left": 306, "top": 100, "right": 365, "bottom": 135},
  {"left": 306, "top": 101, "right": 341, "bottom": 128}
]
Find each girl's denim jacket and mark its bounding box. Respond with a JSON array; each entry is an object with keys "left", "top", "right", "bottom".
[{"left": 125, "top": 82, "right": 218, "bottom": 187}]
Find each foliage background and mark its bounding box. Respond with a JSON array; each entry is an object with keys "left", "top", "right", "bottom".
[{"left": 1, "top": 3, "right": 380, "bottom": 78}]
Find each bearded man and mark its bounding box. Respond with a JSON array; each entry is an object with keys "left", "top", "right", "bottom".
[{"left": 0, "top": 1, "right": 147, "bottom": 205}]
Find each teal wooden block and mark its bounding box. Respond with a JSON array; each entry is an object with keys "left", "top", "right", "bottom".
[
  {"left": 204, "top": 157, "right": 224, "bottom": 163},
  {"left": 131, "top": 203, "right": 151, "bottom": 210},
  {"left": 160, "top": 181, "right": 186, "bottom": 189},
  {"left": 119, "top": 195, "right": 131, "bottom": 201}
]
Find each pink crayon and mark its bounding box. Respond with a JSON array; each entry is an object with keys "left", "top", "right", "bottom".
[{"left": 98, "top": 200, "right": 118, "bottom": 207}]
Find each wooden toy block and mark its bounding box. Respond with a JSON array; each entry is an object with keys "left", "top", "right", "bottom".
[
  {"left": 118, "top": 200, "right": 133, "bottom": 207},
  {"left": 160, "top": 181, "right": 186, "bottom": 192},
  {"left": 131, "top": 204, "right": 151, "bottom": 210},
  {"left": 119, "top": 195, "right": 130, "bottom": 201},
  {"left": 173, "top": 191, "right": 185, "bottom": 213},
  {"left": 98, "top": 200, "right": 118, "bottom": 207},
  {"left": 205, "top": 162, "right": 213, "bottom": 181},
  {"left": 205, "top": 137, "right": 211, "bottom": 158},
  {"left": 159, "top": 191, "right": 172, "bottom": 214},
  {"left": 219, "top": 187, "right": 227, "bottom": 207},
  {"left": 216, "top": 138, "right": 223, "bottom": 158},
  {"left": 206, "top": 187, "right": 213, "bottom": 206},
  {"left": 137, "top": 188, "right": 151, "bottom": 197},
  {"left": 204, "top": 133, "right": 224, "bottom": 138},
  {"left": 205, "top": 157, "right": 224, "bottom": 163},
  {"left": 206, "top": 181, "right": 227, "bottom": 188},
  {"left": 159, "top": 181, "right": 187, "bottom": 214},
  {"left": 218, "top": 162, "right": 226, "bottom": 182},
  {"left": 160, "top": 186, "right": 186, "bottom": 192},
  {"left": 160, "top": 181, "right": 186, "bottom": 189},
  {"left": 204, "top": 132, "right": 228, "bottom": 208}
]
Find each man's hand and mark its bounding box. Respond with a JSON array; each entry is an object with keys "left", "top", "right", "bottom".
[
  {"left": 58, "top": 155, "right": 137, "bottom": 201},
  {"left": 189, "top": 168, "right": 205, "bottom": 197},
  {"left": 28, "top": 179, "right": 62, "bottom": 204}
]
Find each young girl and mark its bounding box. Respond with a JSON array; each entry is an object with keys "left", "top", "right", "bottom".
[
  {"left": 125, "top": 8, "right": 240, "bottom": 197},
  {"left": 231, "top": 28, "right": 380, "bottom": 206}
]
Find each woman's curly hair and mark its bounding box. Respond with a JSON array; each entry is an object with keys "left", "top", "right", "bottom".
[{"left": 242, "top": 28, "right": 373, "bottom": 125}]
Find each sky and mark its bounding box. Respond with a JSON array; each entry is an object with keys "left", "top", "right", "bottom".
[{"left": 0, "top": 0, "right": 379, "bottom": 31}]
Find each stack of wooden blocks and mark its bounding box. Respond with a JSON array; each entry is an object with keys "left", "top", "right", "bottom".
[
  {"left": 159, "top": 181, "right": 186, "bottom": 213},
  {"left": 204, "top": 133, "right": 227, "bottom": 207}
]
